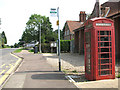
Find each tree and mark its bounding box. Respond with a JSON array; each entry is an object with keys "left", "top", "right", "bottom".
[
  {"left": 1, "top": 31, "right": 7, "bottom": 47},
  {"left": 21, "top": 14, "right": 56, "bottom": 43},
  {"left": 1, "top": 31, "right": 7, "bottom": 44},
  {"left": 53, "top": 30, "right": 64, "bottom": 40}
]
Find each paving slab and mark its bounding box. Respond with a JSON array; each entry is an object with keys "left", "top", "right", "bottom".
[{"left": 2, "top": 50, "right": 78, "bottom": 89}]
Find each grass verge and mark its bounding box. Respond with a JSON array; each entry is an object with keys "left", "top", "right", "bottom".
[
  {"left": 28, "top": 49, "right": 34, "bottom": 53},
  {"left": 118, "top": 73, "right": 120, "bottom": 78},
  {"left": 13, "top": 49, "right": 22, "bottom": 53}
]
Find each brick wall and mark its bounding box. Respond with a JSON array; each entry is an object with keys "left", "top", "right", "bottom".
[
  {"left": 79, "top": 29, "right": 84, "bottom": 55},
  {"left": 114, "top": 17, "right": 120, "bottom": 61},
  {"left": 64, "top": 35, "right": 70, "bottom": 40},
  {"left": 74, "top": 31, "right": 79, "bottom": 53}
]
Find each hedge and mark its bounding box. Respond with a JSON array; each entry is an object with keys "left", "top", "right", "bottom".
[
  {"left": 41, "top": 43, "right": 51, "bottom": 53},
  {"left": 60, "top": 40, "right": 71, "bottom": 52}
]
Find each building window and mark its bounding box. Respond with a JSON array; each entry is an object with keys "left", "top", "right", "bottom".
[
  {"left": 65, "top": 31, "right": 66, "bottom": 36},
  {"left": 67, "top": 30, "right": 69, "bottom": 35}
]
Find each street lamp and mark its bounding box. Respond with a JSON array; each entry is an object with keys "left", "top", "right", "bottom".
[
  {"left": 39, "top": 22, "right": 42, "bottom": 53},
  {"left": 35, "top": 18, "right": 42, "bottom": 53}
]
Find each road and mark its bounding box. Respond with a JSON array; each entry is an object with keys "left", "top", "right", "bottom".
[{"left": 0, "top": 48, "right": 18, "bottom": 78}]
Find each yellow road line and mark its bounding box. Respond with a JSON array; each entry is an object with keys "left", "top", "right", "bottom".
[
  {"left": 0, "top": 53, "right": 22, "bottom": 86},
  {"left": 0, "top": 70, "right": 6, "bottom": 75},
  {"left": 0, "top": 64, "right": 5, "bottom": 68},
  {"left": 6, "top": 66, "right": 8, "bottom": 68},
  {"left": 9, "top": 64, "right": 13, "bottom": 67}
]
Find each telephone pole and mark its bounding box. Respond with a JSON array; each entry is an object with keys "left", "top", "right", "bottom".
[{"left": 57, "top": 7, "right": 61, "bottom": 71}]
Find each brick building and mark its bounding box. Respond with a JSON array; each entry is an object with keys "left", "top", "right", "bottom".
[
  {"left": 74, "top": 11, "right": 86, "bottom": 54},
  {"left": 63, "top": 12, "right": 84, "bottom": 40},
  {"left": 100, "top": 0, "right": 120, "bottom": 61},
  {"left": 73, "top": 0, "right": 120, "bottom": 58},
  {"left": 73, "top": 0, "right": 99, "bottom": 54}
]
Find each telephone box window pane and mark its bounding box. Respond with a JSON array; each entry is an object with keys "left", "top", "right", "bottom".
[
  {"left": 99, "top": 59, "right": 100, "bottom": 64},
  {"left": 85, "top": 31, "right": 91, "bottom": 74},
  {"left": 100, "top": 42, "right": 110, "bottom": 47},
  {"left": 101, "top": 53, "right": 109, "bottom": 58},
  {"left": 98, "top": 37, "right": 100, "bottom": 41},
  {"left": 100, "top": 37, "right": 109, "bottom": 41},
  {"left": 101, "top": 59, "right": 111, "bottom": 64},
  {"left": 110, "top": 37, "right": 111, "bottom": 41},
  {"left": 100, "top": 31, "right": 110, "bottom": 35},
  {"left": 101, "top": 48, "right": 109, "bottom": 52},
  {"left": 98, "top": 31, "right": 100, "bottom": 35},
  {"left": 110, "top": 48, "right": 112, "bottom": 52},
  {"left": 100, "top": 31, "right": 104, "bottom": 35},
  {"left": 101, "top": 71, "right": 110, "bottom": 75},
  {"left": 110, "top": 53, "right": 112, "bottom": 58},
  {"left": 101, "top": 65, "right": 110, "bottom": 69},
  {"left": 109, "top": 31, "right": 111, "bottom": 35}
]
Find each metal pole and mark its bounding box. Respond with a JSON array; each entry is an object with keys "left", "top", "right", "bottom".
[
  {"left": 39, "top": 23, "right": 41, "bottom": 53},
  {"left": 57, "top": 7, "right": 61, "bottom": 71}
]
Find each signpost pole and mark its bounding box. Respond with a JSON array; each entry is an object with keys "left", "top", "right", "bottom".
[
  {"left": 39, "top": 23, "right": 41, "bottom": 53},
  {"left": 50, "top": 7, "right": 61, "bottom": 71},
  {"left": 57, "top": 7, "right": 61, "bottom": 72}
]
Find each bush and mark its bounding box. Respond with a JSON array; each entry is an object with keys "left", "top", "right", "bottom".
[
  {"left": 60, "top": 40, "right": 71, "bottom": 53},
  {"left": 41, "top": 43, "right": 51, "bottom": 53},
  {"left": 28, "top": 49, "right": 34, "bottom": 53}
]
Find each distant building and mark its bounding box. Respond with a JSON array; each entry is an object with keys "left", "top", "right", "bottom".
[
  {"left": 73, "top": 0, "right": 120, "bottom": 58},
  {"left": 100, "top": 0, "right": 120, "bottom": 61},
  {"left": 63, "top": 11, "right": 86, "bottom": 40},
  {"left": 73, "top": 11, "right": 86, "bottom": 54}
]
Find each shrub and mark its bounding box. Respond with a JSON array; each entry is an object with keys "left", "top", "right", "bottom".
[
  {"left": 41, "top": 43, "right": 51, "bottom": 53},
  {"left": 60, "top": 40, "right": 71, "bottom": 53}
]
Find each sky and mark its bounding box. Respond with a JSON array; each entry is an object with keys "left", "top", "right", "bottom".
[{"left": 0, "top": 0, "right": 108, "bottom": 45}]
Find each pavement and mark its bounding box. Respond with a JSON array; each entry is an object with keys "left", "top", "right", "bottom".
[
  {"left": 2, "top": 50, "right": 78, "bottom": 89},
  {"left": 0, "top": 48, "right": 21, "bottom": 86},
  {"left": 1, "top": 50, "right": 119, "bottom": 90},
  {"left": 43, "top": 53, "right": 120, "bottom": 89}
]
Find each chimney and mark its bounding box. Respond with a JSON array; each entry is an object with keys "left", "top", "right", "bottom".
[{"left": 79, "top": 11, "right": 86, "bottom": 22}]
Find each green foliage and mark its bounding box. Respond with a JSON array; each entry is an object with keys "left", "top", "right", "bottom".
[
  {"left": 3, "top": 45, "right": 11, "bottom": 48},
  {"left": 60, "top": 40, "right": 71, "bottom": 52},
  {"left": 54, "top": 30, "right": 64, "bottom": 40},
  {"left": 0, "top": 31, "right": 7, "bottom": 48},
  {"left": 72, "top": 70, "right": 78, "bottom": 73},
  {"left": 2, "top": 31, "right": 7, "bottom": 44},
  {"left": 41, "top": 43, "right": 51, "bottom": 53},
  {"left": 118, "top": 73, "right": 120, "bottom": 78},
  {"left": 21, "top": 14, "right": 57, "bottom": 44},
  {"left": 28, "top": 49, "right": 34, "bottom": 53},
  {"left": 14, "top": 49, "right": 23, "bottom": 53},
  {"left": 14, "top": 43, "right": 19, "bottom": 48}
]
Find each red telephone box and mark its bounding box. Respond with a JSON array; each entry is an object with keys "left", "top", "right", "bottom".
[{"left": 84, "top": 17, "right": 115, "bottom": 80}]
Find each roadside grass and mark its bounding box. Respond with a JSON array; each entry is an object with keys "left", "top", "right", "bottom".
[
  {"left": 28, "top": 49, "right": 34, "bottom": 53},
  {"left": 13, "top": 49, "right": 23, "bottom": 53},
  {"left": 72, "top": 70, "right": 78, "bottom": 73},
  {"left": 118, "top": 73, "right": 120, "bottom": 78}
]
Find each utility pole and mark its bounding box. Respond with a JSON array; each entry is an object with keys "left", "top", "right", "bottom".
[
  {"left": 57, "top": 7, "right": 61, "bottom": 72},
  {"left": 35, "top": 18, "right": 42, "bottom": 53},
  {"left": 39, "top": 23, "right": 42, "bottom": 53}
]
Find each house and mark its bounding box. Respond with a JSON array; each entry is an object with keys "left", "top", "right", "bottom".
[
  {"left": 73, "top": 0, "right": 99, "bottom": 54},
  {"left": 73, "top": 0, "right": 120, "bottom": 60},
  {"left": 73, "top": 1, "right": 99, "bottom": 54},
  {"left": 63, "top": 11, "right": 86, "bottom": 40},
  {"left": 100, "top": 0, "right": 120, "bottom": 61},
  {"left": 73, "top": 11, "right": 86, "bottom": 54}
]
